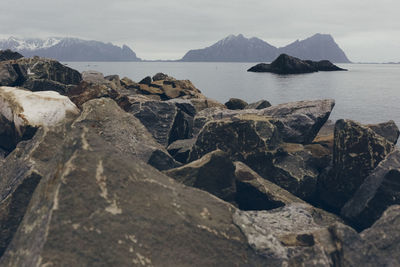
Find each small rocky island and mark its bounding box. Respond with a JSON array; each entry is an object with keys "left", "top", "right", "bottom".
[
  {"left": 248, "top": 53, "right": 347, "bottom": 74},
  {"left": 0, "top": 49, "right": 399, "bottom": 266}
]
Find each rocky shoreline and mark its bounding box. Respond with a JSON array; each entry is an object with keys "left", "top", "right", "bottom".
[{"left": 0, "top": 50, "right": 399, "bottom": 266}]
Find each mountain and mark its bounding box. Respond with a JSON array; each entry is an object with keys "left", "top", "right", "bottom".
[
  {"left": 181, "top": 34, "right": 278, "bottom": 62},
  {"left": 279, "top": 34, "right": 350, "bottom": 63},
  {"left": 0, "top": 37, "right": 141, "bottom": 62},
  {"left": 180, "top": 33, "right": 351, "bottom": 63}
]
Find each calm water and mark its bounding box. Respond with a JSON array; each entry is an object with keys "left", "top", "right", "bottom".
[{"left": 65, "top": 62, "right": 400, "bottom": 126}]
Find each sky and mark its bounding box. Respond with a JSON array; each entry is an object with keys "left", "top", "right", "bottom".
[{"left": 1, "top": 0, "right": 399, "bottom": 62}]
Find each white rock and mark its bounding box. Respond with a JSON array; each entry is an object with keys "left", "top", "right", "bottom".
[{"left": 0, "top": 86, "right": 79, "bottom": 136}]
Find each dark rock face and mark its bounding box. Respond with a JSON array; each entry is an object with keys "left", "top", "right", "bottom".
[
  {"left": 367, "top": 120, "right": 400, "bottom": 144},
  {"left": 164, "top": 150, "right": 236, "bottom": 201},
  {"left": 224, "top": 98, "right": 248, "bottom": 110},
  {"left": 167, "top": 139, "right": 195, "bottom": 164},
  {"left": 67, "top": 81, "right": 119, "bottom": 108},
  {"left": 0, "top": 50, "right": 23, "bottom": 61},
  {"left": 232, "top": 204, "right": 352, "bottom": 266},
  {"left": 73, "top": 98, "right": 180, "bottom": 171},
  {"left": 245, "top": 143, "right": 322, "bottom": 200},
  {"left": 122, "top": 98, "right": 194, "bottom": 147},
  {"left": 247, "top": 54, "right": 346, "bottom": 74},
  {"left": 139, "top": 76, "right": 152, "bottom": 85},
  {"left": 152, "top": 72, "right": 169, "bottom": 81},
  {"left": 361, "top": 205, "right": 400, "bottom": 259},
  {"left": 341, "top": 149, "right": 400, "bottom": 229},
  {"left": 234, "top": 161, "right": 305, "bottom": 210},
  {"left": 190, "top": 116, "right": 282, "bottom": 162},
  {"left": 245, "top": 99, "right": 271, "bottom": 110},
  {"left": 0, "top": 128, "right": 264, "bottom": 266},
  {"left": 0, "top": 57, "right": 82, "bottom": 91},
  {"left": 319, "top": 119, "right": 394, "bottom": 209}
]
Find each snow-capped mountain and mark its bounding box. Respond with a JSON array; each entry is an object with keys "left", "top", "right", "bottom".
[
  {"left": 181, "top": 34, "right": 351, "bottom": 63},
  {"left": 0, "top": 37, "right": 141, "bottom": 62}
]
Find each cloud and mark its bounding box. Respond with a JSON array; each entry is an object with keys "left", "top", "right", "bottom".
[{"left": 1, "top": 0, "right": 399, "bottom": 61}]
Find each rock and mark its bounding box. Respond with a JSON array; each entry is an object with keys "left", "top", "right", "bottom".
[
  {"left": 123, "top": 97, "right": 195, "bottom": 146},
  {"left": 67, "top": 81, "right": 119, "bottom": 108},
  {"left": 247, "top": 54, "right": 346, "bottom": 74},
  {"left": 0, "top": 125, "right": 266, "bottom": 266},
  {"left": 0, "top": 86, "right": 79, "bottom": 153},
  {"left": 0, "top": 63, "right": 21, "bottom": 86},
  {"left": 104, "top": 74, "right": 121, "bottom": 87},
  {"left": 81, "top": 70, "right": 106, "bottom": 84},
  {"left": 193, "top": 99, "right": 335, "bottom": 144},
  {"left": 232, "top": 203, "right": 350, "bottom": 266},
  {"left": 72, "top": 98, "right": 180, "bottom": 171},
  {"left": 245, "top": 143, "right": 322, "bottom": 200},
  {"left": 245, "top": 99, "right": 271, "bottom": 110},
  {"left": 367, "top": 120, "right": 400, "bottom": 144},
  {"left": 225, "top": 98, "right": 248, "bottom": 110},
  {"left": 0, "top": 50, "right": 23, "bottom": 61},
  {"left": 189, "top": 98, "right": 226, "bottom": 112},
  {"left": 21, "top": 78, "right": 75, "bottom": 94},
  {"left": 167, "top": 139, "right": 195, "bottom": 163},
  {"left": 164, "top": 150, "right": 236, "bottom": 201},
  {"left": 16, "top": 57, "right": 81, "bottom": 86},
  {"left": 0, "top": 125, "right": 73, "bottom": 257},
  {"left": 341, "top": 149, "right": 400, "bottom": 229},
  {"left": 319, "top": 119, "right": 394, "bottom": 209},
  {"left": 139, "top": 76, "right": 152, "bottom": 85},
  {"left": 361, "top": 205, "right": 400, "bottom": 259},
  {"left": 189, "top": 115, "right": 282, "bottom": 162},
  {"left": 258, "top": 99, "right": 335, "bottom": 144},
  {"left": 120, "top": 76, "right": 139, "bottom": 90},
  {"left": 152, "top": 72, "right": 168, "bottom": 81},
  {"left": 234, "top": 161, "right": 305, "bottom": 210}
]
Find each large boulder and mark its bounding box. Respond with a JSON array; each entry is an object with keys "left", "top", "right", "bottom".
[
  {"left": 189, "top": 115, "right": 282, "bottom": 162},
  {"left": 193, "top": 99, "right": 335, "bottom": 144},
  {"left": 234, "top": 161, "right": 305, "bottom": 210},
  {"left": 0, "top": 123, "right": 266, "bottom": 266},
  {"left": 164, "top": 150, "right": 236, "bottom": 201},
  {"left": 167, "top": 138, "right": 195, "bottom": 164},
  {"left": 231, "top": 203, "right": 387, "bottom": 266},
  {"left": 360, "top": 205, "right": 400, "bottom": 260},
  {"left": 245, "top": 143, "right": 322, "bottom": 200},
  {"left": 247, "top": 54, "right": 346, "bottom": 74},
  {"left": 224, "top": 98, "right": 248, "bottom": 110},
  {"left": 67, "top": 81, "right": 120, "bottom": 108},
  {"left": 0, "top": 57, "right": 82, "bottom": 93},
  {"left": 0, "top": 50, "right": 23, "bottom": 61},
  {"left": 319, "top": 119, "right": 394, "bottom": 209},
  {"left": 341, "top": 149, "right": 400, "bottom": 229},
  {"left": 72, "top": 98, "right": 180, "bottom": 171},
  {"left": 0, "top": 86, "right": 79, "bottom": 153},
  {"left": 367, "top": 120, "right": 400, "bottom": 144},
  {"left": 122, "top": 97, "right": 195, "bottom": 146},
  {"left": 258, "top": 99, "right": 335, "bottom": 144},
  {"left": 245, "top": 99, "right": 271, "bottom": 110}
]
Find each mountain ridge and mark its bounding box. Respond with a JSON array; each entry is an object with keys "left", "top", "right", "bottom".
[
  {"left": 181, "top": 33, "right": 351, "bottom": 63},
  {"left": 0, "top": 37, "right": 141, "bottom": 62}
]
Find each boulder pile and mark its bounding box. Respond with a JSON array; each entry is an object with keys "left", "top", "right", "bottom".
[{"left": 0, "top": 51, "right": 399, "bottom": 266}]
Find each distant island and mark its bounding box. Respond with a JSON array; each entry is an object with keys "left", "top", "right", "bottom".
[
  {"left": 0, "top": 37, "right": 141, "bottom": 62},
  {"left": 248, "top": 54, "right": 347, "bottom": 74},
  {"left": 180, "top": 33, "right": 351, "bottom": 63}
]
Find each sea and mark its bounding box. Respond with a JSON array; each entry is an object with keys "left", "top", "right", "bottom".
[{"left": 65, "top": 62, "right": 400, "bottom": 127}]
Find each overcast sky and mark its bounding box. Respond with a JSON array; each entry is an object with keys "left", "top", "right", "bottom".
[{"left": 1, "top": 0, "right": 399, "bottom": 62}]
